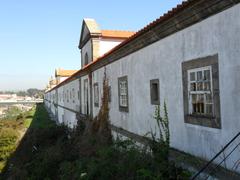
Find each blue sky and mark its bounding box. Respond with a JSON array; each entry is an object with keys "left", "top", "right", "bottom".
[{"left": 0, "top": 0, "right": 183, "bottom": 91}]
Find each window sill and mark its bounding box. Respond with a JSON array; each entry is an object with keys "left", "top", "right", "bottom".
[{"left": 185, "top": 114, "right": 221, "bottom": 129}]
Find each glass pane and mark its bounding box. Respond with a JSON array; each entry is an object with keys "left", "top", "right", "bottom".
[
  {"left": 152, "top": 83, "right": 159, "bottom": 101},
  {"left": 197, "top": 82, "right": 203, "bottom": 91},
  {"left": 191, "top": 94, "right": 197, "bottom": 104},
  {"left": 197, "top": 71, "right": 203, "bottom": 81},
  {"left": 206, "top": 94, "right": 213, "bottom": 103},
  {"left": 120, "top": 96, "right": 127, "bottom": 107},
  {"left": 190, "top": 72, "right": 195, "bottom": 81},
  {"left": 192, "top": 103, "right": 197, "bottom": 113},
  {"left": 199, "top": 103, "right": 204, "bottom": 113},
  {"left": 190, "top": 83, "right": 196, "bottom": 91},
  {"left": 204, "top": 82, "right": 211, "bottom": 91},
  {"left": 198, "top": 94, "right": 204, "bottom": 103},
  {"left": 204, "top": 70, "right": 210, "bottom": 81}
]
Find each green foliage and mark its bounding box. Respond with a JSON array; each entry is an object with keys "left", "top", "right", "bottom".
[
  {"left": 0, "top": 127, "right": 19, "bottom": 173},
  {"left": 2, "top": 106, "right": 23, "bottom": 121},
  {"left": 0, "top": 105, "right": 41, "bottom": 174},
  {"left": 148, "top": 102, "right": 170, "bottom": 164},
  {"left": 152, "top": 102, "right": 170, "bottom": 147},
  {"left": 0, "top": 102, "right": 190, "bottom": 179},
  {"left": 27, "top": 88, "right": 44, "bottom": 98},
  {"left": 0, "top": 129, "right": 18, "bottom": 161}
]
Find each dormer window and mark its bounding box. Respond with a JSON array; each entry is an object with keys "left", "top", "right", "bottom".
[{"left": 84, "top": 53, "right": 89, "bottom": 66}]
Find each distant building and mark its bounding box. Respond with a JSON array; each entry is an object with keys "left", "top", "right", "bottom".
[
  {"left": 0, "top": 94, "right": 17, "bottom": 101},
  {"left": 79, "top": 18, "right": 135, "bottom": 68},
  {"left": 55, "top": 69, "right": 78, "bottom": 84}
]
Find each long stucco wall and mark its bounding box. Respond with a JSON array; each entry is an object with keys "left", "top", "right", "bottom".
[
  {"left": 91, "top": 4, "right": 240, "bottom": 171},
  {"left": 44, "top": 4, "right": 240, "bottom": 173}
]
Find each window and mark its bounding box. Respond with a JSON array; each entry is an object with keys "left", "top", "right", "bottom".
[
  {"left": 72, "top": 88, "right": 75, "bottom": 103},
  {"left": 182, "top": 54, "right": 221, "bottom": 129},
  {"left": 78, "top": 91, "right": 80, "bottom": 100},
  {"left": 188, "top": 67, "right": 213, "bottom": 115},
  {"left": 94, "top": 83, "right": 99, "bottom": 107},
  {"left": 67, "top": 90, "right": 69, "bottom": 102},
  {"left": 150, "top": 79, "right": 160, "bottom": 105},
  {"left": 118, "top": 76, "right": 128, "bottom": 112},
  {"left": 84, "top": 53, "right": 88, "bottom": 66}
]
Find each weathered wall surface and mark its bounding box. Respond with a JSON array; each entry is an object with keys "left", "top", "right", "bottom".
[
  {"left": 44, "top": 3, "right": 240, "bottom": 172},
  {"left": 91, "top": 4, "right": 240, "bottom": 170}
]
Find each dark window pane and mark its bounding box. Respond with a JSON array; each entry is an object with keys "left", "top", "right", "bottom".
[
  {"left": 206, "top": 94, "right": 213, "bottom": 103},
  {"left": 190, "top": 72, "right": 195, "bottom": 81},
  {"left": 197, "top": 82, "right": 203, "bottom": 91},
  {"left": 197, "top": 71, "right": 202, "bottom": 81},
  {"left": 152, "top": 83, "right": 159, "bottom": 101},
  {"left": 204, "top": 70, "right": 210, "bottom": 81},
  {"left": 204, "top": 82, "right": 211, "bottom": 91},
  {"left": 191, "top": 83, "right": 196, "bottom": 91}
]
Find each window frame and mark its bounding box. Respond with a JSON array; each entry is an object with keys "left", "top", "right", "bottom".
[
  {"left": 187, "top": 66, "right": 214, "bottom": 116},
  {"left": 84, "top": 53, "right": 89, "bottom": 66},
  {"left": 118, "top": 76, "right": 129, "bottom": 112},
  {"left": 67, "top": 90, "right": 69, "bottom": 102},
  {"left": 94, "top": 82, "right": 99, "bottom": 107},
  {"left": 72, "top": 88, "right": 75, "bottom": 103},
  {"left": 150, "top": 79, "right": 160, "bottom": 105},
  {"left": 182, "top": 54, "right": 221, "bottom": 129}
]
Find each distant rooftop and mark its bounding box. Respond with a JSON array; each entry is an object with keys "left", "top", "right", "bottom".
[
  {"left": 55, "top": 69, "right": 78, "bottom": 77},
  {"left": 101, "top": 30, "right": 135, "bottom": 39}
]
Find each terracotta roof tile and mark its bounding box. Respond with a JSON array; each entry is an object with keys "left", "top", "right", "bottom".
[
  {"left": 101, "top": 30, "right": 135, "bottom": 39},
  {"left": 55, "top": 69, "right": 78, "bottom": 77}
]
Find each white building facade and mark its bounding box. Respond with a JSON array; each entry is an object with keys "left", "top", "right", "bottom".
[{"left": 44, "top": 0, "right": 240, "bottom": 174}]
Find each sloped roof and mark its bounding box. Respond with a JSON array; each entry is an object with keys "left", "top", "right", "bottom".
[
  {"left": 101, "top": 30, "right": 135, "bottom": 39},
  {"left": 55, "top": 69, "right": 78, "bottom": 77},
  {"left": 84, "top": 18, "right": 101, "bottom": 34}
]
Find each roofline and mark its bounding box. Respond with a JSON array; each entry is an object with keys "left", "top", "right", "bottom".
[
  {"left": 78, "top": 30, "right": 135, "bottom": 49},
  {"left": 46, "top": 0, "right": 240, "bottom": 93}
]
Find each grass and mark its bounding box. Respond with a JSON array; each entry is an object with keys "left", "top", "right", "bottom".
[
  {"left": 0, "top": 105, "right": 36, "bottom": 173},
  {"left": 1, "top": 106, "right": 23, "bottom": 121}
]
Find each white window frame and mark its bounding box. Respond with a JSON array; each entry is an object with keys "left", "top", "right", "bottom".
[
  {"left": 118, "top": 76, "right": 128, "bottom": 112},
  {"left": 187, "top": 66, "right": 214, "bottom": 116}
]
